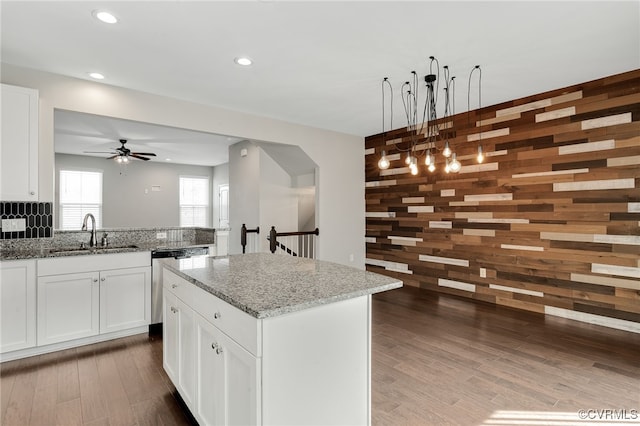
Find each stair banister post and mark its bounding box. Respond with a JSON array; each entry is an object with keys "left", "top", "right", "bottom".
[
  {"left": 270, "top": 226, "right": 277, "bottom": 253},
  {"left": 241, "top": 224, "right": 247, "bottom": 253}
]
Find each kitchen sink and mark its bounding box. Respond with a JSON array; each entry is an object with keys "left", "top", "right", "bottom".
[{"left": 48, "top": 244, "right": 139, "bottom": 254}]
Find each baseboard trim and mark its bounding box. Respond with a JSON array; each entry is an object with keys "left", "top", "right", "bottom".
[{"left": 0, "top": 326, "right": 149, "bottom": 363}]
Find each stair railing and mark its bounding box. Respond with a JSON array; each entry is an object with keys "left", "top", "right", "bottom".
[
  {"left": 240, "top": 224, "right": 260, "bottom": 254},
  {"left": 268, "top": 226, "right": 319, "bottom": 259}
]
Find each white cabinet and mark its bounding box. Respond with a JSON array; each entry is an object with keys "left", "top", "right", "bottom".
[
  {"left": 163, "top": 270, "right": 260, "bottom": 426},
  {"left": 163, "top": 266, "right": 371, "bottom": 426},
  {"left": 195, "top": 311, "right": 259, "bottom": 426},
  {"left": 163, "top": 289, "right": 179, "bottom": 383},
  {"left": 0, "top": 260, "right": 36, "bottom": 353},
  {"left": 0, "top": 84, "right": 39, "bottom": 201},
  {"left": 37, "top": 252, "right": 151, "bottom": 346},
  {"left": 37, "top": 271, "right": 100, "bottom": 345},
  {"left": 100, "top": 266, "right": 151, "bottom": 333}
]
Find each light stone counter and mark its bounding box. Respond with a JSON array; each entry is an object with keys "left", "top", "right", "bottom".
[{"left": 161, "top": 252, "right": 403, "bottom": 318}]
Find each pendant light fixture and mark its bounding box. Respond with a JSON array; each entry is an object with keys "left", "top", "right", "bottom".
[
  {"left": 376, "top": 57, "right": 485, "bottom": 175},
  {"left": 468, "top": 65, "right": 483, "bottom": 165},
  {"left": 378, "top": 78, "right": 393, "bottom": 170}
]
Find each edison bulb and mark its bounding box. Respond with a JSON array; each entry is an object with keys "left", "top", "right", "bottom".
[
  {"left": 477, "top": 145, "right": 484, "bottom": 163},
  {"left": 450, "top": 153, "right": 461, "bottom": 173},
  {"left": 378, "top": 151, "right": 390, "bottom": 169},
  {"left": 443, "top": 141, "right": 452, "bottom": 158}
]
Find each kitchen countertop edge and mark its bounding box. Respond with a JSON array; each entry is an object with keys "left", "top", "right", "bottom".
[{"left": 161, "top": 254, "right": 403, "bottom": 319}]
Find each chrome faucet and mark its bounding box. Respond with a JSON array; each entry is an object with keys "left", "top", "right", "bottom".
[{"left": 81, "top": 213, "right": 97, "bottom": 247}]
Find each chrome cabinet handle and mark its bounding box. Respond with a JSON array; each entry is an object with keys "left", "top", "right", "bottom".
[
  {"left": 30, "top": 191, "right": 35, "bottom": 195},
  {"left": 213, "top": 312, "right": 221, "bottom": 320},
  {"left": 170, "top": 307, "right": 178, "bottom": 314},
  {"left": 101, "top": 277, "right": 106, "bottom": 282},
  {"left": 171, "top": 284, "right": 178, "bottom": 289},
  {"left": 93, "top": 279, "right": 98, "bottom": 283},
  {"left": 211, "top": 342, "right": 223, "bottom": 355}
]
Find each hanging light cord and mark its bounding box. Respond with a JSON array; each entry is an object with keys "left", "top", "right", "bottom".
[
  {"left": 382, "top": 77, "right": 393, "bottom": 143},
  {"left": 468, "top": 65, "right": 482, "bottom": 131}
]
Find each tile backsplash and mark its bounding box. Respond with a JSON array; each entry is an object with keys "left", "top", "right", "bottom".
[{"left": 0, "top": 201, "right": 53, "bottom": 239}]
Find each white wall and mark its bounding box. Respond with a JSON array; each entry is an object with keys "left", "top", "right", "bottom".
[
  {"left": 258, "top": 147, "right": 298, "bottom": 253},
  {"left": 228, "top": 141, "right": 261, "bottom": 254},
  {"left": 55, "top": 153, "right": 213, "bottom": 228},
  {"left": 1, "top": 63, "right": 365, "bottom": 268}
]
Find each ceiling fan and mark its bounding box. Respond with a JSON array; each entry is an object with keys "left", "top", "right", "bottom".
[{"left": 84, "top": 139, "right": 157, "bottom": 162}]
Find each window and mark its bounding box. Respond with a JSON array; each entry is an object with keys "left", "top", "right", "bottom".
[
  {"left": 180, "top": 176, "right": 210, "bottom": 227},
  {"left": 59, "top": 170, "right": 103, "bottom": 230}
]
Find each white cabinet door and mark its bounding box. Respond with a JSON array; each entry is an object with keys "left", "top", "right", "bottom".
[
  {"left": 37, "top": 272, "right": 100, "bottom": 346},
  {"left": 0, "top": 84, "right": 38, "bottom": 201},
  {"left": 177, "top": 295, "right": 197, "bottom": 412},
  {"left": 164, "top": 289, "right": 197, "bottom": 413},
  {"left": 218, "top": 324, "right": 260, "bottom": 426},
  {"left": 195, "top": 313, "right": 225, "bottom": 426},
  {"left": 163, "top": 290, "right": 179, "bottom": 384},
  {"left": 195, "top": 312, "right": 259, "bottom": 426},
  {"left": 99, "top": 266, "right": 151, "bottom": 334},
  {"left": 0, "top": 260, "right": 36, "bottom": 353}
]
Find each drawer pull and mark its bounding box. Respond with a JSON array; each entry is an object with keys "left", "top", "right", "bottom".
[
  {"left": 213, "top": 312, "right": 221, "bottom": 320},
  {"left": 211, "top": 342, "right": 217, "bottom": 350},
  {"left": 171, "top": 284, "right": 178, "bottom": 289},
  {"left": 170, "top": 307, "right": 178, "bottom": 314},
  {"left": 101, "top": 277, "right": 106, "bottom": 282},
  {"left": 216, "top": 345, "right": 223, "bottom": 355},
  {"left": 93, "top": 279, "right": 98, "bottom": 283}
]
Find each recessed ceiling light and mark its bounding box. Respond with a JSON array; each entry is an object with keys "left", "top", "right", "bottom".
[
  {"left": 93, "top": 10, "right": 118, "bottom": 24},
  {"left": 88, "top": 72, "right": 105, "bottom": 80},
  {"left": 234, "top": 57, "right": 253, "bottom": 66}
]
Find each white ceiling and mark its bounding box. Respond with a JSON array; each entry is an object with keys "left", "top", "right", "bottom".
[
  {"left": 2, "top": 1, "right": 639, "bottom": 164},
  {"left": 54, "top": 109, "right": 242, "bottom": 166}
]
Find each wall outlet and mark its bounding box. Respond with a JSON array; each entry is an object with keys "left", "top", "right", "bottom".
[
  {"left": 1, "top": 218, "right": 26, "bottom": 232},
  {"left": 14, "top": 218, "right": 26, "bottom": 232},
  {"left": 156, "top": 232, "right": 167, "bottom": 239}
]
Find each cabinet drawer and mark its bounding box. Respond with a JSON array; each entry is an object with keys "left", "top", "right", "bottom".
[
  {"left": 191, "top": 288, "right": 260, "bottom": 357},
  {"left": 163, "top": 269, "right": 195, "bottom": 306},
  {"left": 38, "top": 252, "right": 151, "bottom": 276}
]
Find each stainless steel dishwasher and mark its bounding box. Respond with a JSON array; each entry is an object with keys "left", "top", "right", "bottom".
[{"left": 150, "top": 246, "right": 210, "bottom": 334}]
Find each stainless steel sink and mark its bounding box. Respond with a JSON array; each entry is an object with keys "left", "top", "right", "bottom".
[{"left": 48, "top": 244, "right": 139, "bottom": 255}]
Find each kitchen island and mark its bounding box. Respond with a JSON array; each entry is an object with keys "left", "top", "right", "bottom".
[{"left": 161, "top": 253, "right": 402, "bottom": 426}]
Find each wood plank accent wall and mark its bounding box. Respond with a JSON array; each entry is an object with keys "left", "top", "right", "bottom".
[{"left": 365, "top": 69, "right": 640, "bottom": 332}]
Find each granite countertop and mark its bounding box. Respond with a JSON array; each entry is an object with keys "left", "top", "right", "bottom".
[
  {"left": 0, "top": 241, "right": 214, "bottom": 261},
  {"left": 161, "top": 253, "right": 403, "bottom": 319}
]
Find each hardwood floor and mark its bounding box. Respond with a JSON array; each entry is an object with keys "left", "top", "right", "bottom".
[
  {"left": 2, "top": 285, "right": 638, "bottom": 425},
  {"left": 371, "top": 286, "right": 640, "bottom": 425}
]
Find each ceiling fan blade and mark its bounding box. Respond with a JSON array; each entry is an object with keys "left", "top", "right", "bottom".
[
  {"left": 129, "top": 154, "right": 151, "bottom": 161},
  {"left": 131, "top": 152, "right": 156, "bottom": 156},
  {"left": 84, "top": 151, "right": 117, "bottom": 154}
]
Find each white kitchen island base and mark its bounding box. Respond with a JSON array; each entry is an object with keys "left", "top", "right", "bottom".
[
  {"left": 161, "top": 254, "right": 402, "bottom": 426},
  {"left": 261, "top": 295, "right": 370, "bottom": 425}
]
